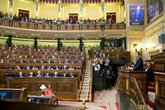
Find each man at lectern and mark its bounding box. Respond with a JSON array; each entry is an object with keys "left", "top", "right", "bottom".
[{"left": 133, "top": 51, "right": 143, "bottom": 71}]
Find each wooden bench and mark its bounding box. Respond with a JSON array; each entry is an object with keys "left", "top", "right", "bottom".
[
  {"left": 0, "top": 69, "right": 82, "bottom": 88},
  {"left": 7, "top": 77, "right": 79, "bottom": 100},
  {"left": 0, "top": 88, "right": 28, "bottom": 101}
]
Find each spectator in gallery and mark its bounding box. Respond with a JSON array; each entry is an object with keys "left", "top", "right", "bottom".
[
  {"left": 108, "top": 17, "right": 112, "bottom": 24},
  {"left": 133, "top": 51, "right": 143, "bottom": 71}
]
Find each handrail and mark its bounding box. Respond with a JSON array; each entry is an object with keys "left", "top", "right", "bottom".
[
  {"left": 0, "top": 19, "right": 126, "bottom": 31},
  {"left": 116, "top": 75, "right": 148, "bottom": 110},
  {"left": 0, "top": 18, "right": 126, "bottom": 39},
  {"left": 130, "top": 77, "right": 148, "bottom": 110}
]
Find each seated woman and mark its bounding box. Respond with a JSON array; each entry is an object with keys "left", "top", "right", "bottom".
[
  {"left": 44, "top": 83, "right": 58, "bottom": 105},
  {"left": 144, "top": 61, "right": 154, "bottom": 82}
]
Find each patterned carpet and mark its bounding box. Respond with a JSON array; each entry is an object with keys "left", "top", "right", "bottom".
[
  {"left": 59, "top": 88, "right": 118, "bottom": 110},
  {"left": 79, "top": 60, "right": 92, "bottom": 101},
  {"left": 94, "top": 89, "right": 118, "bottom": 110},
  {"left": 62, "top": 58, "right": 118, "bottom": 110},
  {"left": 59, "top": 101, "right": 110, "bottom": 110}
]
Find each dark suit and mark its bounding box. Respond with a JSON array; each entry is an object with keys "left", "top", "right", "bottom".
[
  {"left": 145, "top": 67, "right": 154, "bottom": 82},
  {"left": 105, "top": 72, "right": 112, "bottom": 89},
  {"left": 133, "top": 57, "right": 143, "bottom": 71}
]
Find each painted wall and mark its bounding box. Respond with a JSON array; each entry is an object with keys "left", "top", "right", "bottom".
[
  {"left": 0, "top": 0, "right": 9, "bottom": 13},
  {"left": 83, "top": 4, "right": 101, "bottom": 20},
  {"left": 39, "top": 3, "right": 58, "bottom": 19},
  {"left": 0, "top": 0, "right": 123, "bottom": 21},
  {"left": 62, "top": 4, "right": 80, "bottom": 20},
  {"left": 104, "top": 3, "right": 123, "bottom": 22},
  {"left": 0, "top": 37, "right": 6, "bottom": 44},
  {"left": 12, "top": 0, "right": 36, "bottom": 17}
]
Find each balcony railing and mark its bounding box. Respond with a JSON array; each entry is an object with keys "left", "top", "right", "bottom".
[{"left": 0, "top": 19, "right": 126, "bottom": 31}]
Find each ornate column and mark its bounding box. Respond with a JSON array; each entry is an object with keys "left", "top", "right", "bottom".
[
  {"left": 80, "top": 0, "right": 83, "bottom": 19},
  {"left": 57, "top": 38, "right": 61, "bottom": 51},
  {"left": 6, "top": 35, "right": 12, "bottom": 48},
  {"left": 34, "top": 37, "right": 38, "bottom": 49},
  {"left": 79, "top": 37, "right": 83, "bottom": 51},
  {"left": 35, "top": 0, "right": 39, "bottom": 17},
  {"left": 58, "top": 0, "right": 61, "bottom": 19},
  {"left": 9, "top": 0, "right": 13, "bottom": 14},
  {"left": 101, "top": 0, "right": 104, "bottom": 19},
  {"left": 100, "top": 38, "right": 105, "bottom": 50},
  {"left": 122, "top": 38, "right": 126, "bottom": 49},
  {"left": 8, "top": 0, "right": 13, "bottom": 27}
]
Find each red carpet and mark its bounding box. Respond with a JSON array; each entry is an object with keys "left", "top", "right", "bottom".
[
  {"left": 147, "top": 99, "right": 156, "bottom": 110},
  {"left": 147, "top": 82, "right": 156, "bottom": 110},
  {"left": 115, "top": 102, "right": 120, "bottom": 110},
  {"left": 148, "top": 82, "right": 155, "bottom": 93}
]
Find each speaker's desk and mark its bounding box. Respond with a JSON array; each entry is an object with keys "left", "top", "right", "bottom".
[{"left": 117, "top": 68, "right": 148, "bottom": 100}]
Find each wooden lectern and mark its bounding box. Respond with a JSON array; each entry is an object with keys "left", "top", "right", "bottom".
[
  {"left": 154, "top": 53, "right": 165, "bottom": 109},
  {"left": 117, "top": 67, "right": 148, "bottom": 100}
]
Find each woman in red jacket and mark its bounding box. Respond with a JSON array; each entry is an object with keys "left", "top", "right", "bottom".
[{"left": 44, "top": 83, "right": 58, "bottom": 105}]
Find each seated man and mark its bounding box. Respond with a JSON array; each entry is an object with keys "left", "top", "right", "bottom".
[
  {"left": 44, "top": 83, "right": 58, "bottom": 105},
  {"left": 36, "top": 71, "right": 42, "bottom": 77},
  {"left": 28, "top": 72, "right": 35, "bottom": 77},
  {"left": 16, "top": 71, "right": 24, "bottom": 78},
  {"left": 70, "top": 73, "right": 77, "bottom": 78},
  {"left": 53, "top": 72, "right": 60, "bottom": 77},
  {"left": 44, "top": 72, "right": 51, "bottom": 77}
]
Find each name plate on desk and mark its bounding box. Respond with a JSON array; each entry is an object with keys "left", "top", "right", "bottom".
[{"left": 28, "top": 95, "right": 51, "bottom": 104}]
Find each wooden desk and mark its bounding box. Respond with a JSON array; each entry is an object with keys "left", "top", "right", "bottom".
[
  {"left": 7, "top": 77, "right": 79, "bottom": 100},
  {"left": 154, "top": 53, "right": 165, "bottom": 109},
  {"left": 0, "top": 88, "right": 28, "bottom": 101},
  {"left": 118, "top": 68, "right": 148, "bottom": 100},
  {"left": 28, "top": 95, "right": 51, "bottom": 104},
  {"left": 155, "top": 72, "right": 165, "bottom": 109}
]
